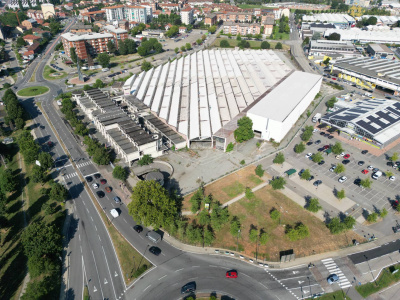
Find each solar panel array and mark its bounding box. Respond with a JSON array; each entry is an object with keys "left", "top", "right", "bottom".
[{"left": 125, "top": 49, "right": 291, "bottom": 140}]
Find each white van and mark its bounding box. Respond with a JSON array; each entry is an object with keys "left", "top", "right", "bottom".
[
  {"left": 372, "top": 171, "right": 382, "bottom": 180},
  {"left": 146, "top": 231, "right": 161, "bottom": 243},
  {"left": 102, "top": 67, "right": 110, "bottom": 72}
]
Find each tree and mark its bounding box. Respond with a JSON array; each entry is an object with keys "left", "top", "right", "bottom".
[
  {"left": 336, "top": 189, "right": 345, "bottom": 199},
  {"left": 334, "top": 163, "right": 345, "bottom": 174},
  {"left": 275, "top": 42, "right": 283, "bottom": 49},
  {"left": 210, "top": 206, "right": 229, "bottom": 231},
  {"left": 386, "top": 171, "right": 394, "bottom": 178},
  {"left": 326, "top": 97, "right": 337, "bottom": 108},
  {"left": 254, "top": 33, "right": 262, "bottom": 40},
  {"left": 203, "top": 228, "right": 214, "bottom": 245},
  {"left": 327, "top": 33, "right": 341, "bottom": 40},
  {"left": 112, "top": 165, "right": 128, "bottom": 181},
  {"left": 49, "top": 182, "right": 68, "bottom": 202},
  {"left": 137, "top": 46, "right": 147, "bottom": 56},
  {"left": 360, "top": 178, "right": 372, "bottom": 189},
  {"left": 273, "top": 152, "right": 285, "bottom": 165},
  {"left": 294, "top": 143, "right": 306, "bottom": 153},
  {"left": 190, "top": 188, "right": 203, "bottom": 213},
  {"left": 0, "top": 169, "right": 17, "bottom": 192},
  {"left": 74, "top": 123, "right": 89, "bottom": 136},
  {"left": 141, "top": 61, "right": 153, "bottom": 71},
  {"left": 255, "top": 165, "right": 264, "bottom": 177},
  {"left": 307, "top": 198, "right": 322, "bottom": 212},
  {"left": 302, "top": 37, "right": 310, "bottom": 45},
  {"left": 220, "top": 39, "right": 230, "bottom": 48},
  {"left": 70, "top": 47, "right": 78, "bottom": 64},
  {"left": 31, "top": 165, "right": 46, "bottom": 184},
  {"left": 174, "top": 47, "right": 179, "bottom": 53},
  {"left": 92, "top": 147, "right": 111, "bottom": 165},
  {"left": 107, "top": 40, "right": 117, "bottom": 54},
  {"left": 15, "top": 118, "right": 25, "bottom": 130},
  {"left": 181, "top": 45, "right": 186, "bottom": 52},
  {"left": 367, "top": 212, "right": 378, "bottom": 223},
  {"left": 138, "top": 154, "right": 153, "bottom": 166},
  {"left": 196, "top": 39, "right": 202, "bottom": 45},
  {"left": 301, "top": 169, "right": 312, "bottom": 180},
  {"left": 230, "top": 217, "right": 241, "bottom": 237},
  {"left": 97, "top": 53, "right": 110, "bottom": 68},
  {"left": 38, "top": 152, "right": 54, "bottom": 170},
  {"left": 286, "top": 223, "right": 309, "bottom": 241},
  {"left": 343, "top": 216, "right": 356, "bottom": 229},
  {"left": 390, "top": 152, "right": 398, "bottom": 162},
  {"left": 16, "top": 36, "right": 26, "bottom": 47},
  {"left": 327, "top": 217, "right": 345, "bottom": 234},
  {"left": 261, "top": 41, "right": 270, "bottom": 49},
  {"left": 249, "top": 228, "right": 258, "bottom": 243},
  {"left": 331, "top": 142, "right": 344, "bottom": 155},
  {"left": 238, "top": 40, "right": 250, "bottom": 49},
  {"left": 185, "top": 43, "right": 191, "bottom": 51},
  {"left": 270, "top": 177, "right": 286, "bottom": 190},
  {"left": 367, "top": 16, "right": 377, "bottom": 25},
  {"left": 93, "top": 79, "right": 105, "bottom": 88},
  {"left": 93, "top": 25, "right": 100, "bottom": 32},
  {"left": 198, "top": 210, "right": 210, "bottom": 226},
  {"left": 301, "top": 126, "right": 314, "bottom": 141},
  {"left": 270, "top": 209, "right": 280, "bottom": 221},
  {"left": 312, "top": 152, "right": 323, "bottom": 163},
  {"left": 234, "top": 116, "right": 254, "bottom": 143},
  {"left": 208, "top": 25, "right": 217, "bottom": 34},
  {"left": 128, "top": 180, "right": 178, "bottom": 229},
  {"left": 259, "top": 231, "right": 269, "bottom": 245},
  {"left": 380, "top": 208, "right": 388, "bottom": 219}
]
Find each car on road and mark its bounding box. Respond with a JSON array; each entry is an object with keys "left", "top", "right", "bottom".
[
  {"left": 92, "top": 183, "right": 99, "bottom": 189},
  {"left": 149, "top": 246, "right": 161, "bottom": 256},
  {"left": 327, "top": 274, "right": 340, "bottom": 284},
  {"left": 298, "top": 169, "right": 305, "bottom": 176},
  {"left": 133, "top": 225, "right": 143, "bottom": 233},
  {"left": 100, "top": 179, "right": 107, "bottom": 184},
  {"left": 318, "top": 160, "right": 325, "bottom": 165},
  {"left": 338, "top": 176, "right": 347, "bottom": 183},
  {"left": 86, "top": 176, "right": 93, "bottom": 182},
  {"left": 305, "top": 153, "right": 312, "bottom": 158},
  {"left": 96, "top": 191, "right": 105, "bottom": 198},
  {"left": 226, "top": 270, "right": 238, "bottom": 278},
  {"left": 358, "top": 161, "right": 365, "bottom": 166},
  {"left": 361, "top": 150, "right": 369, "bottom": 154},
  {"left": 313, "top": 180, "right": 322, "bottom": 186},
  {"left": 343, "top": 154, "right": 350, "bottom": 159},
  {"left": 362, "top": 170, "right": 369, "bottom": 174},
  {"left": 61, "top": 170, "right": 66, "bottom": 176},
  {"left": 390, "top": 176, "right": 396, "bottom": 181},
  {"left": 329, "top": 165, "right": 336, "bottom": 172},
  {"left": 105, "top": 186, "right": 112, "bottom": 193},
  {"left": 367, "top": 165, "right": 374, "bottom": 170},
  {"left": 94, "top": 173, "right": 101, "bottom": 179},
  {"left": 181, "top": 282, "right": 196, "bottom": 294},
  {"left": 315, "top": 140, "right": 321, "bottom": 145},
  {"left": 114, "top": 196, "right": 121, "bottom": 203}
]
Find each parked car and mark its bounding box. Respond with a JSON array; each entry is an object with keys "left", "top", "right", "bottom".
[
  {"left": 338, "top": 176, "right": 347, "bottom": 183},
  {"left": 86, "top": 176, "right": 93, "bottom": 182},
  {"left": 307, "top": 175, "right": 315, "bottom": 181},
  {"left": 344, "top": 154, "right": 350, "bottom": 159},
  {"left": 313, "top": 180, "right": 322, "bottom": 186},
  {"left": 92, "top": 183, "right": 99, "bottom": 189},
  {"left": 342, "top": 160, "right": 350, "bottom": 165},
  {"left": 315, "top": 140, "right": 321, "bottom": 145},
  {"left": 305, "top": 153, "right": 312, "bottom": 158},
  {"left": 318, "top": 160, "right": 325, "bottom": 165},
  {"left": 358, "top": 161, "right": 365, "bottom": 166},
  {"left": 329, "top": 165, "right": 336, "bottom": 172},
  {"left": 100, "top": 179, "right": 107, "bottom": 184},
  {"left": 367, "top": 165, "right": 374, "bottom": 170},
  {"left": 94, "top": 173, "right": 101, "bottom": 179},
  {"left": 149, "top": 246, "right": 161, "bottom": 256},
  {"left": 389, "top": 176, "right": 396, "bottom": 181},
  {"left": 298, "top": 169, "right": 305, "bottom": 176},
  {"left": 361, "top": 150, "right": 369, "bottom": 154},
  {"left": 362, "top": 170, "right": 369, "bottom": 174}
]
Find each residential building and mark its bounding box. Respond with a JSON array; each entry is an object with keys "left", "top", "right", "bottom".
[
  {"left": 205, "top": 13, "right": 217, "bottom": 26},
  {"left": 366, "top": 44, "right": 394, "bottom": 59},
  {"left": 263, "top": 17, "right": 275, "bottom": 35},
  {"left": 21, "top": 19, "right": 37, "bottom": 30},
  {"left": 23, "top": 34, "right": 42, "bottom": 45},
  {"left": 103, "top": 25, "right": 128, "bottom": 47},
  {"left": 180, "top": 7, "right": 193, "bottom": 25},
  {"left": 104, "top": 5, "right": 125, "bottom": 21},
  {"left": 179, "top": 27, "right": 187, "bottom": 34},
  {"left": 104, "top": 5, "right": 151, "bottom": 23},
  {"left": 81, "top": 10, "right": 106, "bottom": 23},
  {"left": 61, "top": 32, "right": 115, "bottom": 60},
  {"left": 23, "top": 50, "right": 35, "bottom": 60},
  {"left": 7, "top": 0, "right": 47, "bottom": 9},
  {"left": 41, "top": 3, "right": 56, "bottom": 19},
  {"left": 27, "top": 9, "right": 44, "bottom": 20},
  {"left": 223, "top": 22, "right": 261, "bottom": 36}
]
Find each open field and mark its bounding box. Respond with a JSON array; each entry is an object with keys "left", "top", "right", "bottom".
[
  {"left": 17, "top": 86, "right": 49, "bottom": 97},
  {"left": 43, "top": 65, "right": 67, "bottom": 81},
  {"left": 213, "top": 38, "right": 290, "bottom": 50}
]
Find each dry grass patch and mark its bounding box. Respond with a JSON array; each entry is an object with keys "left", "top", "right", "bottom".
[
  {"left": 211, "top": 186, "right": 364, "bottom": 260},
  {"left": 183, "top": 165, "right": 267, "bottom": 211}
]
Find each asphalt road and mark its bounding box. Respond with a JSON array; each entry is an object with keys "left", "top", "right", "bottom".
[{"left": 348, "top": 239, "right": 400, "bottom": 265}]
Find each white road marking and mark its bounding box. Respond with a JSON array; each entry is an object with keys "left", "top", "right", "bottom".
[
  {"left": 175, "top": 268, "right": 183, "bottom": 272},
  {"left": 158, "top": 275, "right": 167, "bottom": 280},
  {"left": 143, "top": 285, "right": 151, "bottom": 292}
]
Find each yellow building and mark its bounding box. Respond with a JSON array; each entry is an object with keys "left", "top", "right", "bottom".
[{"left": 41, "top": 3, "right": 56, "bottom": 20}]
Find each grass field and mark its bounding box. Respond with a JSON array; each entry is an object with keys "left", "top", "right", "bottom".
[
  {"left": 214, "top": 38, "right": 289, "bottom": 50},
  {"left": 356, "top": 264, "right": 400, "bottom": 298},
  {"left": 43, "top": 65, "right": 67, "bottom": 81},
  {"left": 316, "top": 290, "right": 352, "bottom": 300},
  {"left": 238, "top": 4, "right": 274, "bottom": 9},
  {"left": 17, "top": 86, "right": 49, "bottom": 97}
]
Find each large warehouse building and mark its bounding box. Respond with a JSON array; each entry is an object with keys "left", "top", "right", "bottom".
[
  {"left": 124, "top": 49, "right": 322, "bottom": 150},
  {"left": 322, "top": 98, "right": 400, "bottom": 148},
  {"left": 333, "top": 57, "right": 400, "bottom": 95}
]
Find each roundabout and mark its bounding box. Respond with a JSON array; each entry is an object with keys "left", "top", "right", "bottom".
[{"left": 17, "top": 86, "right": 50, "bottom": 97}]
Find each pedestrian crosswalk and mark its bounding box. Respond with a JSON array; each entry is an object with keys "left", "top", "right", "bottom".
[
  {"left": 64, "top": 172, "right": 78, "bottom": 179},
  {"left": 76, "top": 161, "right": 92, "bottom": 168},
  {"left": 321, "top": 258, "right": 352, "bottom": 289}
]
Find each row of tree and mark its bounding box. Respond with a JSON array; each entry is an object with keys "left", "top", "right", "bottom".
[
  {"left": 2, "top": 89, "right": 25, "bottom": 130},
  {"left": 60, "top": 94, "right": 89, "bottom": 137}
]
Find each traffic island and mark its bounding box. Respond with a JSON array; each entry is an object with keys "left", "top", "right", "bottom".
[{"left": 17, "top": 86, "right": 50, "bottom": 97}]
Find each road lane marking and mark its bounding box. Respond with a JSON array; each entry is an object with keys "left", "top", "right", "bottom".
[
  {"left": 143, "top": 285, "right": 151, "bottom": 292},
  {"left": 158, "top": 275, "right": 167, "bottom": 280},
  {"left": 192, "top": 266, "right": 200, "bottom": 268},
  {"left": 175, "top": 268, "right": 183, "bottom": 272},
  {"left": 95, "top": 225, "right": 97, "bottom": 231}
]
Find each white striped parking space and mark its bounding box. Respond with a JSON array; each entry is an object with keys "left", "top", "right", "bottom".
[{"left": 321, "top": 258, "right": 352, "bottom": 289}]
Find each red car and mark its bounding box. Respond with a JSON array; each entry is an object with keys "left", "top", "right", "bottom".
[
  {"left": 100, "top": 179, "right": 107, "bottom": 184},
  {"left": 362, "top": 169, "right": 369, "bottom": 174},
  {"left": 323, "top": 145, "right": 330, "bottom": 150},
  {"left": 226, "top": 270, "right": 238, "bottom": 278},
  {"left": 105, "top": 186, "right": 112, "bottom": 193},
  {"left": 344, "top": 154, "right": 350, "bottom": 159}
]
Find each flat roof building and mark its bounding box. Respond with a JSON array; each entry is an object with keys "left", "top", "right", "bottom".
[
  {"left": 366, "top": 44, "right": 394, "bottom": 59},
  {"left": 323, "top": 27, "right": 400, "bottom": 44},
  {"left": 309, "top": 40, "right": 360, "bottom": 57}
]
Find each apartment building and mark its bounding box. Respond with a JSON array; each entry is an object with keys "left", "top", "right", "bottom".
[
  {"left": 180, "top": 7, "right": 194, "bottom": 25},
  {"left": 223, "top": 22, "right": 261, "bottom": 35},
  {"left": 27, "top": 9, "right": 44, "bottom": 20},
  {"left": 7, "top": 0, "right": 47, "bottom": 9},
  {"left": 205, "top": 13, "right": 217, "bottom": 26},
  {"left": 61, "top": 32, "right": 115, "bottom": 60},
  {"left": 103, "top": 25, "right": 128, "bottom": 47},
  {"left": 104, "top": 5, "right": 152, "bottom": 23}
]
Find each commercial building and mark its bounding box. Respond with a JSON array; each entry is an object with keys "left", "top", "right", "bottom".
[
  {"left": 345, "top": 0, "right": 370, "bottom": 7},
  {"left": 366, "top": 44, "right": 394, "bottom": 59},
  {"left": 180, "top": 7, "right": 194, "bottom": 25},
  {"left": 124, "top": 49, "right": 321, "bottom": 150},
  {"left": 61, "top": 32, "right": 115, "bottom": 60},
  {"left": 333, "top": 57, "right": 400, "bottom": 95},
  {"left": 309, "top": 40, "right": 360, "bottom": 57},
  {"left": 27, "top": 9, "right": 44, "bottom": 20},
  {"left": 302, "top": 13, "right": 355, "bottom": 28},
  {"left": 301, "top": 22, "right": 336, "bottom": 33},
  {"left": 322, "top": 98, "right": 400, "bottom": 148},
  {"left": 323, "top": 27, "right": 400, "bottom": 44}
]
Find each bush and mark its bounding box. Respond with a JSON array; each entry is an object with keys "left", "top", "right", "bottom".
[
  {"left": 255, "top": 165, "right": 264, "bottom": 177},
  {"left": 261, "top": 41, "right": 270, "bottom": 49},
  {"left": 306, "top": 198, "right": 321, "bottom": 213},
  {"left": 137, "top": 154, "right": 153, "bottom": 166},
  {"left": 270, "top": 209, "right": 280, "bottom": 220},
  {"left": 275, "top": 42, "right": 283, "bottom": 49},
  {"left": 133, "top": 264, "right": 148, "bottom": 277},
  {"left": 240, "top": 159, "right": 245, "bottom": 165},
  {"left": 245, "top": 187, "right": 254, "bottom": 199},
  {"left": 226, "top": 142, "right": 234, "bottom": 152},
  {"left": 220, "top": 39, "right": 230, "bottom": 47},
  {"left": 367, "top": 212, "right": 378, "bottom": 223}
]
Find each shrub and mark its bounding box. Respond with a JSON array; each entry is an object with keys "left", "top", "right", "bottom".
[
  {"left": 255, "top": 165, "right": 264, "bottom": 177},
  {"left": 137, "top": 154, "right": 153, "bottom": 166},
  {"left": 306, "top": 198, "right": 321, "bottom": 213},
  {"left": 367, "top": 212, "right": 378, "bottom": 223},
  {"left": 245, "top": 187, "right": 254, "bottom": 199},
  {"left": 270, "top": 209, "right": 280, "bottom": 221},
  {"left": 226, "top": 142, "right": 234, "bottom": 152}
]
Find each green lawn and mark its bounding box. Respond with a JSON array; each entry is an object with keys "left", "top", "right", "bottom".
[
  {"left": 356, "top": 264, "right": 400, "bottom": 298},
  {"left": 222, "top": 181, "right": 245, "bottom": 198},
  {"left": 316, "top": 290, "right": 352, "bottom": 300},
  {"left": 17, "top": 86, "right": 49, "bottom": 97},
  {"left": 238, "top": 4, "right": 274, "bottom": 9},
  {"left": 43, "top": 65, "right": 67, "bottom": 81}
]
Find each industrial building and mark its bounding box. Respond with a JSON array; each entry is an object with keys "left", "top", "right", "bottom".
[
  {"left": 333, "top": 57, "right": 400, "bottom": 95},
  {"left": 309, "top": 40, "right": 360, "bottom": 57},
  {"left": 302, "top": 14, "right": 355, "bottom": 28},
  {"left": 366, "top": 44, "right": 394, "bottom": 59},
  {"left": 323, "top": 27, "right": 400, "bottom": 44},
  {"left": 124, "top": 49, "right": 322, "bottom": 150},
  {"left": 73, "top": 89, "right": 185, "bottom": 164},
  {"left": 322, "top": 98, "right": 400, "bottom": 148}
]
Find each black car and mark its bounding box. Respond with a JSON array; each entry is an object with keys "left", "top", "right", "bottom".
[
  {"left": 149, "top": 246, "right": 161, "bottom": 256},
  {"left": 86, "top": 176, "right": 93, "bottom": 182},
  {"left": 354, "top": 178, "right": 361, "bottom": 186},
  {"left": 181, "top": 282, "right": 196, "bottom": 294},
  {"left": 307, "top": 141, "right": 313, "bottom": 146},
  {"left": 318, "top": 160, "right": 325, "bottom": 165},
  {"left": 387, "top": 162, "right": 394, "bottom": 167},
  {"left": 320, "top": 132, "right": 325, "bottom": 136},
  {"left": 96, "top": 191, "right": 105, "bottom": 198},
  {"left": 342, "top": 160, "right": 350, "bottom": 165},
  {"left": 318, "top": 148, "right": 324, "bottom": 152},
  {"left": 133, "top": 225, "right": 143, "bottom": 233},
  {"left": 361, "top": 150, "right": 368, "bottom": 154},
  {"left": 298, "top": 169, "right": 305, "bottom": 176},
  {"left": 307, "top": 175, "right": 315, "bottom": 181},
  {"left": 328, "top": 135, "right": 334, "bottom": 139},
  {"left": 315, "top": 140, "right": 321, "bottom": 145},
  {"left": 358, "top": 161, "right": 365, "bottom": 166},
  {"left": 94, "top": 173, "right": 101, "bottom": 179},
  {"left": 313, "top": 180, "right": 322, "bottom": 186}
]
